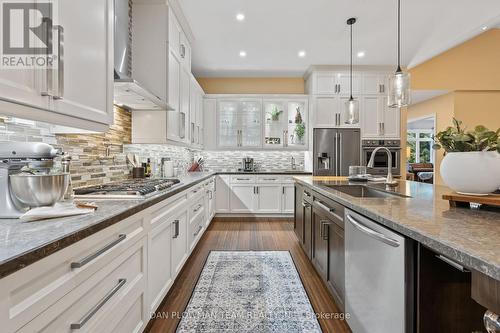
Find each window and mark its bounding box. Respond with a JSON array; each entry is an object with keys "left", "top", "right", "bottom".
[{"left": 407, "top": 129, "right": 434, "bottom": 164}]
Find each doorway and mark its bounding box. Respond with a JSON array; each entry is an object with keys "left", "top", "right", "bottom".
[{"left": 406, "top": 115, "right": 436, "bottom": 183}]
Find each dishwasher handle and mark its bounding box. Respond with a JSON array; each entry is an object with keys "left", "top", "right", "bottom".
[{"left": 346, "top": 214, "right": 400, "bottom": 248}]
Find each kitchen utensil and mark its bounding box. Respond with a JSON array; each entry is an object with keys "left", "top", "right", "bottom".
[
  {"left": 132, "top": 167, "right": 145, "bottom": 178},
  {"left": 134, "top": 154, "right": 141, "bottom": 167},
  {"left": 10, "top": 173, "right": 70, "bottom": 207},
  {"left": 127, "top": 153, "right": 136, "bottom": 167},
  {"left": 75, "top": 202, "right": 99, "bottom": 210}
]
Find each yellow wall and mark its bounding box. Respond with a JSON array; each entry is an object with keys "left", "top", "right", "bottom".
[
  {"left": 409, "top": 29, "right": 500, "bottom": 91},
  {"left": 197, "top": 77, "right": 305, "bottom": 94},
  {"left": 405, "top": 93, "right": 455, "bottom": 185},
  {"left": 453, "top": 91, "right": 500, "bottom": 129}
]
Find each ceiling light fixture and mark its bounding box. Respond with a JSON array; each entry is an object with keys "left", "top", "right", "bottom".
[
  {"left": 298, "top": 50, "right": 306, "bottom": 58},
  {"left": 357, "top": 51, "right": 365, "bottom": 58},
  {"left": 388, "top": 0, "right": 411, "bottom": 108},
  {"left": 239, "top": 51, "right": 247, "bottom": 57},
  {"left": 343, "top": 17, "right": 359, "bottom": 125},
  {"left": 236, "top": 13, "right": 245, "bottom": 21}
]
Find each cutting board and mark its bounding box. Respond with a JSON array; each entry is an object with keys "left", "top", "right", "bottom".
[{"left": 443, "top": 191, "right": 500, "bottom": 208}]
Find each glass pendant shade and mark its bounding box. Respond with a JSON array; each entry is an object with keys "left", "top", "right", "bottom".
[
  {"left": 343, "top": 97, "right": 359, "bottom": 124},
  {"left": 388, "top": 70, "right": 411, "bottom": 108}
]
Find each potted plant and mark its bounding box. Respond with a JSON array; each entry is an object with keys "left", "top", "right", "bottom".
[
  {"left": 269, "top": 106, "right": 283, "bottom": 121},
  {"left": 433, "top": 118, "right": 500, "bottom": 195},
  {"left": 295, "top": 123, "right": 306, "bottom": 144},
  {"left": 294, "top": 107, "right": 303, "bottom": 124}
]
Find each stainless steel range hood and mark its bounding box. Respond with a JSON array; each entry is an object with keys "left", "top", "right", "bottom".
[{"left": 113, "top": 0, "right": 174, "bottom": 111}]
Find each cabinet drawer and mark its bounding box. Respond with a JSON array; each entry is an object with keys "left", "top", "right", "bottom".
[
  {"left": 257, "top": 175, "right": 282, "bottom": 183},
  {"left": 188, "top": 212, "right": 204, "bottom": 252},
  {"left": 187, "top": 184, "right": 204, "bottom": 199},
  {"left": 0, "top": 214, "right": 146, "bottom": 333},
  {"left": 282, "top": 175, "right": 302, "bottom": 183},
  {"left": 230, "top": 175, "right": 256, "bottom": 184},
  {"left": 189, "top": 197, "right": 205, "bottom": 222},
  {"left": 149, "top": 194, "right": 187, "bottom": 227},
  {"left": 18, "top": 237, "right": 147, "bottom": 333}
]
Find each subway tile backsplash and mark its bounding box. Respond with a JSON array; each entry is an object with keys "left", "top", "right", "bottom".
[{"left": 200, "top": 150, "right": 304, "bottom": 172}]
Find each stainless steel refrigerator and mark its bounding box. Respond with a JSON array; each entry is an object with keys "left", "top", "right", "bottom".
[{"left": 313, "top": 128, "right": 360, "bottom": 176}]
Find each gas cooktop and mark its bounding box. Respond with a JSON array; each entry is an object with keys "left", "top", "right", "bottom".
[{"left": 74, "top": 178, "right": 181, "bottom": 199}]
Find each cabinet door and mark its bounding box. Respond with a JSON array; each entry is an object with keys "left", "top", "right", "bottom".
[
  {"left": 196, "top": 91, "right": 204, "bottom": 146},
  {"left": 171, "top": 210, "right": 188, "bottom": 277},
  {"left": 313, "top": 96, "right": 338, "bottom": 127},
  {"left": 287, "top": 100, "right": 308, "bottom": 148},
  {"left": 328, "top": 222, "right": 345, "bottom": 307},
  {"left": 381, "top": 97, "right": 400, "bottom": 138},
  {"left": 255, "top": 185, "right": 282, "bottom": 213},
  {"left": 315, "top": 73, "right": 336, "bottom": 94},
  {"left": 179, "top": 32, "right": 191, "bottom": 71},
  {"left": 50, "top": 0, "right": 113, "bottom": 125},
  {"left": 362, "top": 73, "right": 385, "bottom": 95},
  {"left": 203, "top": 98, "right": 217, "bottom": 150},
  {"left": 230, "top": 185, "right": 255, "bottom": 213},
  {"left": 337, "top": 72, "right": 361, "bottom": 96},
  {"left": 282, "top": 185, "right": 295, "bottom": 213},
  {"left": 263, "top": 99, "right": 286, "bottom": 148},
  {"left": 294, "top": 185, "right": 304, "bottom": 243},
  {"left": 303, "top": 200, "right": 312, "bottom": 259},
  {"left": 361, "top": 96, "right": 382, "bottom": 138},
  {"left": 168, "top": 8, "right": 182, "bottom": 59},
  {"left": 148, "top": 219, "right": 172, "bottom": 312},
  {"left": 0, "top": 70, "right": 49, "bottom": 112},
  {"left": 189, "top": 78, "right": 197, "bottom": 145},
  {"left": 312, "top": 207, "right": 329, "bottom": 279},
  {"left": 218, "top": 100, "right": 240, "bottom": 148},
  {"left": 179, "top": 67, "right": 190, "bottom": 142},
  {"left": 239, "top": 99, "right": 262, "bottom": 148},
  {"left": 215, "top": 175, "right": 230, "bottom": 213},
  {"left": 167, "top": 49, "right": 181, "bottom": 141}
]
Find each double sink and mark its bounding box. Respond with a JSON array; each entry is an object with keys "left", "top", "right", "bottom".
[{"left": 323, "top": 184, "right": 410, "bottom": 199}]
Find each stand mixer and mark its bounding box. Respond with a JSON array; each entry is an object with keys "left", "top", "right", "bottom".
[{"left": 0, "top": 142, "right": 59, "bottom": 218}]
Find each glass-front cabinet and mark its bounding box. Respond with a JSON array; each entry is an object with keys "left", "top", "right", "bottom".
[
  {"left": 218, "top": 99, "right": 262, "bottom": 148},
  {"left": 217, "top": 97, "right": 307, "bottom": 150},
  {"left": 263, "top": 98, "right": 308, "bottom": 149}
]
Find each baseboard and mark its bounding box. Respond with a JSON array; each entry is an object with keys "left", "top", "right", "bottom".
[{"left": 213, "top": 214, "right": 293, "bottom": 222}]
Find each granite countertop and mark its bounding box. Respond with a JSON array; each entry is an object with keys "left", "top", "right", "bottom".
[
  {"left": 216, "top": 170, "right": 311, "bottom": 175},
  {"left": 0, "top": 172, "right": 216, "bottom": 278},
  {"left": 0, "top": 170, "right": 312, "bottom": 278},
  {"left": 294, "top": 176, "right": 500, "bottom": 281}
]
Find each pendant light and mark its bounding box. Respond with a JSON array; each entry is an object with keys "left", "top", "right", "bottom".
[
  {"left": 388, "top": 0, "right": 411, "bottom": 108},
  {"left": 343, "top": 17, "right": 359, "bottom": 125}
]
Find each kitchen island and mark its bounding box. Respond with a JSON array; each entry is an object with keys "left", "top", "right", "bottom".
[{"left": 294, "top": 175, "right": 500, "bottom": 332}]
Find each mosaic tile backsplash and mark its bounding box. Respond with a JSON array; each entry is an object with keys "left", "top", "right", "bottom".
[
  {"left": 1, "top": 107, "right": 305, "bottom": 187},
  {"left": 200, "top": 150, "right": 304, "bottom": 172}
]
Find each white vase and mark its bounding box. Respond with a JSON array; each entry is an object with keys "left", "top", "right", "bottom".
[{"left": 440, "top": 151, "right": 500, "bottom": 195}]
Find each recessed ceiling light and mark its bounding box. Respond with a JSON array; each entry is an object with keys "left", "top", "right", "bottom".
[
  {"left": 298, "top": 50, "right": 306, "bottom": 58},
  {"left": 236, "top": 13, "right": 245, "bottom": 21},
  {"left": 482, "top": 26, "right": 488, "bottom": 31},
  {"left": 239, "top": 51, "right": 247, "bottom": 57},
  {"left": 357, "top": 51, "right": 366, "bottom": 58}
]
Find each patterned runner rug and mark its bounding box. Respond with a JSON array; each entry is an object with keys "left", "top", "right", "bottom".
[{"left": 176, "top": 251, "right": 322, "bottom": 332}]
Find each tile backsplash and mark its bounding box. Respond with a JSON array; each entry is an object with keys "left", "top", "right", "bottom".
[
  {"left": 1, "top": 107, "right": 306, "bottom": 187},
  {"left": 200, "top": 150, "right": 305, "bottom": 172}
]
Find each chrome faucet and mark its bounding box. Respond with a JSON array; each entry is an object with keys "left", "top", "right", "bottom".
[
  {"left": 291, "top": 156, "right": 296, "bottom": 170},
  {"left": 367, "top": 147, "right": 397, "bottom": 185}
]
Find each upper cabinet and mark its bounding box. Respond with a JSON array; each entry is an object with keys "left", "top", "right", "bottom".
[
  {"left": 0, "top": 0, "right": 114, "bottom": 131},
  {"left": 207, "top": 95, "right": 308, "bottom": 150},
  {"left": 306, "top": 68, "right": 400, "bottom": 139}
]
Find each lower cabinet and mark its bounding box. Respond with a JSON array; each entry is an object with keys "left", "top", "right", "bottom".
[
  {"left": 230, "top": 184, "right": 255, "bottom": 213},
  {"left": 282, "top": 184, "right": 295, "bottom": 213},
  {"left": 255, "top": 185, "right": 282, "bottom": 213},
  {"left": 215, "top": 175, "right": 231, "bottom": 213}
]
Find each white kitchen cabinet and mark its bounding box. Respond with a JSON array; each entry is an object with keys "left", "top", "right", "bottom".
[
  {"left": 170, "top": 210, "right": 188, "bottom": 277},
  {"left": 282, "top": 184, "right": 295, "bottom": 214},
  {"left": 205, "top": 178, "right": 216, "bottom": 225},
  {"left": 166, "top": 49, "right": 181, "bottom": 142},
  {"left": 337, "top": 72, "right": 362, "bottom": 96},
  {"left": 188, "top": 197, "right": 205, "bottom": 252},
  {"left": 215, "top": 175, "right": 231, "bottom": 213},
  {"left": 218, "top": 98, "right": 262, "bottom": 148},
  {"left": 179, "top": 67, "right": 190, "bottom": 142},
  {"left": 309, "top": 71, "right": 360, "bottom": 96},
  {"left": 0, "top": 0, "right": 113, "bottom": 131},
  {"left": 361, "top": 96, "right": 400, "bottom": 139},
  {"left": 312, "top": 95, "right": 359, "bottom": 128},
  {"left": 255, "top": 185, "right": 282, "bottom": 213},
  {"left": 362, "top": 73, "right": 388, "bottom": 95},
  {"left": 230, "top": 185, "right": 256, "bottom": 213},
  {"left": 148, "top": 219, "right": 173, "bottom": 313},
  {"left": 263, "top": 98, "right": 308, "bottom": 149}
]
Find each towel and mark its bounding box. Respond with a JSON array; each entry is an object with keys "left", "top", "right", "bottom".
[{"left": 20, "top": 202, "right": 96, "bottom": 222}]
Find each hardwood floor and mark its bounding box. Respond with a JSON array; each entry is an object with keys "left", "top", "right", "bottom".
[{"left": 146, "top": 219, "right": 351, "bottom": 333}]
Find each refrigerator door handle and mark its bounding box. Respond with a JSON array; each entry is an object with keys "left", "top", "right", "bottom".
[
  {"left": 339, "top": 133, "right": 343, "bottom": 176},
  {"left": 334, "top": 133, "right": 338, "bottom": 176}
]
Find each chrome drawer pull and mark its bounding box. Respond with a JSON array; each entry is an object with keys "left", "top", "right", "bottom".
[
  {"left": 193, "top": 204, "right": 203, "bottom": 213},
  {"left": 435, "top": 254, "right": 469, "bottom": 272},
  {"left": 346, "top": 214, "right": 400, "bottom": 247},
  {"left": 236, "top": 178, "right": 250, "bottom": 181},
  {"left": 70, "top": 278, "right": 126, "bottom": 329},
  {"left": 303, "top": 191, "right": 311, "bottom": 197},
  {"left": 71, "top": 234, "right": 126, "bottom": 269},
  {"left": 262, "top": 178, "right": 277, "bottom": 181},
  {"left": 316, "top": 201, "right": 335, "bottom": 214},
  {"left": 194, "top": 225, "right": 203, "bottom": 237}
]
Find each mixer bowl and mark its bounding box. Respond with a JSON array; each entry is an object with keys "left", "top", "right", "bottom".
[{"left": 9, "top": 173, "right": 70, "bottom": 207}]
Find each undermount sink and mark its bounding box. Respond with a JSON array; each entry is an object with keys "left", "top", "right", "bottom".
[{"left": 324, "top": 185, "right": 409, "bottom": 198}]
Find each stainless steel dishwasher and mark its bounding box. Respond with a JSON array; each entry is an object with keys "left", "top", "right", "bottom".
[{"left": 345, "top": 209, "right": 412, "bottom": 333}]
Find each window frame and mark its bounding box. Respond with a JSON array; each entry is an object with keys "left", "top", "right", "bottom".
[{"left": 407, "top": 129, "right": 435, "bottom": 164}]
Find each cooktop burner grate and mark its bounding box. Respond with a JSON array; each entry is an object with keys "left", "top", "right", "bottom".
[{"left": 74, "top": 178, "right": 181, "bottom": 198}]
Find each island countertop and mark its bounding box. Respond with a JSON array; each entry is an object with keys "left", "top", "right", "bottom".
[{"left": 294, "top": 176, "right": 500, "bottom": 281}]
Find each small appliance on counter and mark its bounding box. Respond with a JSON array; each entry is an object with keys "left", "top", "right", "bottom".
[
  {"left": 0, "top": 142, "right": 68, "bottom": 218},
  {"left": 239, "top": 157, "right": 255, "bottom": 172}
]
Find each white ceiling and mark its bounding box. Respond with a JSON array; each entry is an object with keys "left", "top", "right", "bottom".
[{"left": 178, "top": 0, "right": 500, "bottom": 77}]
